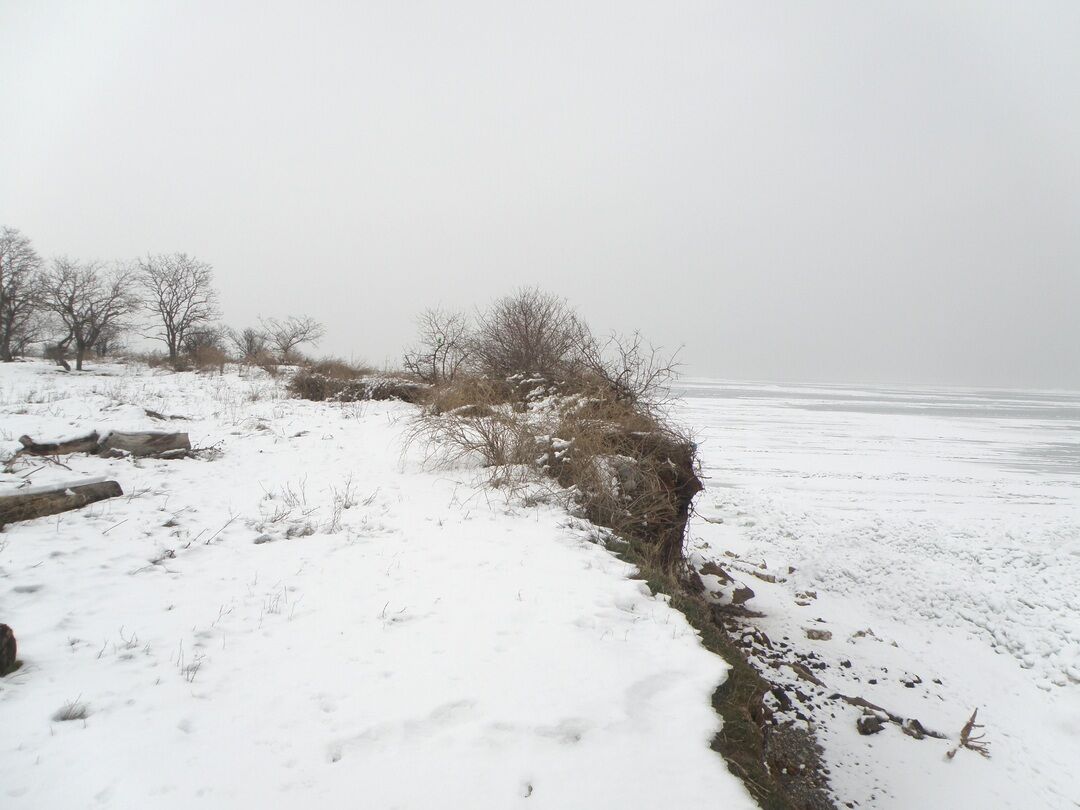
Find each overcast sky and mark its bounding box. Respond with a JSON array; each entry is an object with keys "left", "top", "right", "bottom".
[{"left": 2, "top": 1, "right": 1078, "bottom": 388}]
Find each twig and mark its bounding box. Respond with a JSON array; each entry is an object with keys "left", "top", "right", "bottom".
[{"left": 946, "top": 708, "right": 991, "bottom": 759}]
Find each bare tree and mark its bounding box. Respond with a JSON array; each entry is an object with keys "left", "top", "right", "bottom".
[
  {"left": 93, "top": 322, "right": 125, "bottom": 358},
  {"left": 41, "top": 258, "right": 138, "bottom": 371},
  {"left": 0, "top": 226, "right": 43, "bottom": 362},
  {"left": 403, "top": 308, "right": 471, "bottom": 384},
  {"left": 260, "top": 315, "right": 325, "bottom": 363},
  {"left": 472, "top": 288, "right": 588, "bottom": 380},
  {"left": 139, "top": 253, "right": 220, "bottom": 360},
  {"left": 228, "top": 326, "right": 268, "bottom": 362}
]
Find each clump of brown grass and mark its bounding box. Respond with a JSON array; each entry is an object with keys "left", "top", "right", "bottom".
[
  {"left": 423, "top": 375, "right": 513, "bottom": 415},
  {"left": 190, "top": 345, "right": 227, "bottom": 374},
  {"left": 288, "top": 369, "right": 428, "bottom": 404},
  {"left": 305, "top": 357, "right": 373, "bottom": 380}
]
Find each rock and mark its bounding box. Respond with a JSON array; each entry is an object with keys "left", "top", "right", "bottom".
[
  {"left": 791, "top": 662, "right": 826, "bottom": 687},
  {"left": 699, "top": 561, "right": 733, "bottom": 583},
  {"left": 805, "top": 628, "right": 833, "bottom": 641},
  {"left": 731, "top": 584, "right": 756, "bottom": 605},
  {"left": 902, "top": 718, "right": 930, "bottom": 739},
  {"left": 857, "top": 713, "right": 886, "bottom": 735},
  {"left": 0, "top": 624, "right": 16, "bottom": 676}
]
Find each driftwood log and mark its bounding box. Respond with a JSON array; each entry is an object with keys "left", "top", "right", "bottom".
[
  {"left": 0, "top": 478, "right": 124, "bottom": 526},
  {"left": 17, "top": 431, "right": 190, "bottom": 459}
]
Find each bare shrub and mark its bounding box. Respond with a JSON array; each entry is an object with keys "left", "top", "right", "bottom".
[
  {"left": 580, "top": 331, "right": 681, "bottom": 410},
  {"left": 228, "top": 326, "right": 267, "bottom": 363},
  {"left": 261, "top": 315, "right": 325, "bottom": 363},
  {"left": 182, "top": 325, "right": 228, "bottom": 373},
  {"left": 403, "top": 308, "right": 471, "bottom": 384},
  {"left": 471, "top": 288, "right": 589, "bottom": 381},
  {"left": 250, "top": 349, "right": 280, "bottom": 377},
  {"left": 405, "top": 406, "right": 533, "bottom": 471},
  {"left": 287, "top": 369, "right": 336, "bottom": 401}
]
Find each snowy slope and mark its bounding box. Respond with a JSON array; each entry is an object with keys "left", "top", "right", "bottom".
[
  {"left": 679, "top": 380, "right": 1080, "bottom": 809},
  {"left": 0, "top": 361, "right": 756, "bottom": 810}
]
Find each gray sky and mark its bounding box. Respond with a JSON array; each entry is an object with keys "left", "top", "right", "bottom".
[{"left": 3, "top": 1, "right": 1078, "bottom": 388}]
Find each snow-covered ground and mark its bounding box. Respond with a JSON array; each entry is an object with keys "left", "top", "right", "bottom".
[
  {"left": 679, "top": 380, "right": 1080, "bottom": 809},
  {"left": 0, "top": 361, "right": 756, "bottom": 810}
]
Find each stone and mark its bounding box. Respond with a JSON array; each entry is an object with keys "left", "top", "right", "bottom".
[
  {"left": 857, "top": 713, "right": 886, "bottom": 735},
  {"left": 0, "top": 624, "right": 17, "bottom": 676}
]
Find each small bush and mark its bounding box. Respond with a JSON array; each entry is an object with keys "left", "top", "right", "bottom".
[
  {"left": 190, "top": 345, "right": 227, "bottom": 374},
  {"left": 251, "top": 350, "right": 280, "bottom": 377}
]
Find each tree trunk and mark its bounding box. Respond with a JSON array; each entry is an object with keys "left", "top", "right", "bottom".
[
  {"left": 99, "top": 431, "right": 190, "bottom": 457},
  {"left": 0, "top": 479, "right": 124, "bottom": 526},
  {"left": 17, "top": 430, "right": 191, "bottom": 458},
  {"left": 76, "top": 344, "right": 85, "bottom": 371},
  {"left": 18, "top": 432, "right": 101, "bottom": 455}
]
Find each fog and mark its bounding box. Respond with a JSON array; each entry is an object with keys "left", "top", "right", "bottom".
[{"left": 3, "top": 1, "right": 1078, "bottom": 388}]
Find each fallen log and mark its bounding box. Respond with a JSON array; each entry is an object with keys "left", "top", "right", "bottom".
[
  {"left": 18, "top": 431, "right": 190, "bottom": 458},
  {"left": 18, "top": 431, "right": 101, "bottom": 456},
  {"left": 0, "top": 478, "right": 124, "bottom": 526},
  {"left": 99, "top": 431, "right": 190, "bottom": 457}
]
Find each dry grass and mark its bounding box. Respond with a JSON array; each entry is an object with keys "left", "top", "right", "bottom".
[
  {"left": 408, "top": 370, "right": 700, "bottom": 572},
  {"left": 288, "top": 368, "right": 428, "bottom": 403},
  {"left": 52, "top": 698, "right": 90, "bottom": 722},
  {"left": 304, "top": 357, "right": 373, "bottom": 380}
]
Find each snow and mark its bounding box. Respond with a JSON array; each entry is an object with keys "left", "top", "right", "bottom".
[
  {"left": 0, "top": 361, "right": 755, "bottom": 810},
  {"left": 678, "top": 379, "right": 1080, "bottom": 809}
]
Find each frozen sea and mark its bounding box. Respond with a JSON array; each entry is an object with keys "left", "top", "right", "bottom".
[
  {"left": 677, "top": 380, "right": 1080, "bottom": 808},
  {"left": 677, "top": 379, "right": 1080, "bottom": 686}
]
